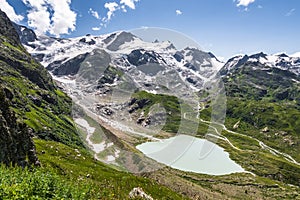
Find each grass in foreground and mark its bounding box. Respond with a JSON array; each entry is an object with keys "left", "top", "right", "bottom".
[{"left": 0, "top": 139, "right": 187, "bottom": 199}]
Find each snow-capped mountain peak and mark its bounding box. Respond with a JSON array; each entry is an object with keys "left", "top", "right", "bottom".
[
  {"left": 15, "top": 23, "right": 224, "bottom": 94},
  {"left": 221, "top": 52, "right": 300, "bottom": 76}
]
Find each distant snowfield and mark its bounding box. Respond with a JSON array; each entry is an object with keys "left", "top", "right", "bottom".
[
  {"left": 291, "top": 52, "right": 300, "bottom": 57},
  {"left": 75, "top": 118, "right": 95, "bottom": 134},
  {"left": 106, "top": 149, "right": 120, "bottom": 162},
  {"left": 52, "top": 75, "right": 76, "bottom": 84},
  {"left": 74, "top": 118, "right": 115, "bottom": 156},
  {"left": 74, "top": 117, "right": 121, "bottom": 162}
]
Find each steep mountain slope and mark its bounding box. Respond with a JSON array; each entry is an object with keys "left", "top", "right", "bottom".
[
  {"left": 222, "top": 52, "right": 300, "bottom": 102},
  {"left": 203, "top": 52, "right": 300, "bottom": 185},
  {"left": 222, "top": 52, "right": 300, "bottom": 155},
  {"left": 0, "top": 9, "right": 83, "bottom": 166},
  {"left": 0, "top": 86, "right": 39, "bottom": 167}
]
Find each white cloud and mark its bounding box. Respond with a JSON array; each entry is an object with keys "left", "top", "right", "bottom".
[
  {"left": 0, "top": 0, "right": 24, "bottom": 22},
  {"left": 89, "top": 8, "right": 100, "bottom": 19},
  {"left": 176, "top": 9, "right": 182, "bottom": 15},
  {"left": 258, "top": 5, "right": 263, "bottom": 9},
  {"left": 100, "top": 0, "right": 140, "bottom": 28},
  {"left": 22, "top": 0, "right": 50, "bottom": 34},
  {"left": 285, "top": 8, "right": 296, "bottom": 17},
  {"left": 120, "top": 0, "right": 139, "bottom": 10},
  {"left": 47, "top": 0, "right": 77, "bottom": 36},
  {"left": 103, "top": 2, "right": 119, "bottom": 22},
  {"left": 235, "top": 0, "right": 255, "bottom": 7},
  {"left": 92, "top": 27, "right": 101, "bottom": 31},
  {"left": 22, "top": 0, "right": 77, "bottom": 37},
  {"left": 121, "top": 5, "right": 127, "bottom": 12}
]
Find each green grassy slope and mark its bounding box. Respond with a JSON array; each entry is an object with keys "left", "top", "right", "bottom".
[
  {"left": 0, "top": 139, "right": 187, "bottom": 200},
  {"left": 0, "top": 23, "right": 83, "bottom": 149},
  {"left": 197, "top": 62, "right": 300, "bottom": 186}
]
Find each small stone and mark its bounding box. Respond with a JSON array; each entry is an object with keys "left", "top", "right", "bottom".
[
  {"left": 129, "top": 187, "right": 153, "bottom": 200},
  {"left": 262, "top": 127, "right": 269, "bottom": 133},
  {"left": 233, "top": 120, "right": 240, "bottom": 129}
]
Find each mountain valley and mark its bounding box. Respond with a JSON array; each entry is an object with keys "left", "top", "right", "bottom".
[{"left": 1, "top": 8, "right": 300, "bottom": 199}]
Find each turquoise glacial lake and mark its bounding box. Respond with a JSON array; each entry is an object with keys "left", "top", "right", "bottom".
[{"left": 136, "top": 134, "right": 244, "bottom": 175}]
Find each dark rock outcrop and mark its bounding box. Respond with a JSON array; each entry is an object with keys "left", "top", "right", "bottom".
[
  {"left": 12, "top": 22, "right": 37, "bottom": 46},
  {"left": 47, "top": 53, "right": 89, "bottom": 76},
  {"left": 173, "top": 51, "right": 184, "bottom": 62},
  {"left": 0, "top": 9, "right": 20, "bottom": 46},
  {"left": 106, "top": 31, "right": 136, "bottom": 51},
  {"left": 127, "top": 49, "right": 163, "bottom": 66},
  {"left": 79, "top": 37, "right": 96, "bottom": 45},
  {"left": 0, "top": 86, "right": 39, "bottom": 167},
  {"left": 128, "top": 98, "right": 151, "bottom": 113}
]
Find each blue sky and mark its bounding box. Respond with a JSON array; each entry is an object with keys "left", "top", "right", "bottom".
[{"left": 1, "top": 0, "right": 300, "bottom": 60}]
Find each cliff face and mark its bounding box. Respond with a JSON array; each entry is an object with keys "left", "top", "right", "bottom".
[{"left": 0, "top": 86, "right": 39, "bottom": 166}]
